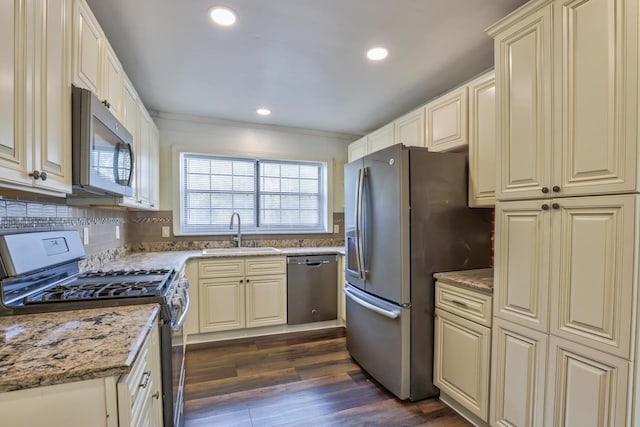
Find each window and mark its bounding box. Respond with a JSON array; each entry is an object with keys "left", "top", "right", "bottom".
[{"left": 179, "top": 153, "right": 327, "bottom": 234}]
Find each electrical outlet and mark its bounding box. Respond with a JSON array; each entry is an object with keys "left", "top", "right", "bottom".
[
  {"left": 333, "top": 224, "right": 340, "bottom": 234},
  {"left": 162, "top": 226, "right": 170, "bottom": 238},
  {"left": 83, "top": 227, "right": 89, "bottom": 245},
  {"left": 115, "top": 225, "right": 120, "bottom": 240}
]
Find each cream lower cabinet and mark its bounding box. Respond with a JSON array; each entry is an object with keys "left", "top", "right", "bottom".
[
  {"left": 117, "top": 322, "right": 163, "bottom": 427},
  {"left": 490, "top": 318, "right": 548, "bottom": 427},
  {"left": 545, "top": 336, "right": 630, "bottom": 427},
  {"left": 434, "top": 281, "right": 492, "bottom": 423},
  {"left": 199, "top": 257, "right": 286, "bottom": 333}
]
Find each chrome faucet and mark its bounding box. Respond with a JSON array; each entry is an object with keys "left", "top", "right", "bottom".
[{"left": 229, "top": 212, "right": 241, "bottom": 247}]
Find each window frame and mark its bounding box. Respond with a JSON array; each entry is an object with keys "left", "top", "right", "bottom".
[{"left": 176, "top": 151, "right": 331, "bottom": 236}]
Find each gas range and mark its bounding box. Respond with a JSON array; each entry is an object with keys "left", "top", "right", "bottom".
[{"left": 0, "top": 230, "right": 189, "bottom": 427}]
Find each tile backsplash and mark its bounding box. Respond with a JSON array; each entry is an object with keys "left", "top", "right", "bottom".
[{"left": 0, "top": 199, "right": 345, "bottom": 264}]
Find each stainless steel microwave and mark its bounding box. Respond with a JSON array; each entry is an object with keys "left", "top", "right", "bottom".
[{"left": 71, "top": 86, "right": 134, "bottom": 197}]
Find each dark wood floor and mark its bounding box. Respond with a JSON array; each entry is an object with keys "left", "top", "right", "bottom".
[{"left": 183, "top": 327, "right": 470, "bottom": 426}]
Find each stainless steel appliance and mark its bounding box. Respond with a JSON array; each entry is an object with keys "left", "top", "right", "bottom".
[
  {"left": 72, "top": 85, "right": 134, "bottom": 197},
  {"left": 286, "top": 255, "right": 338, "bottom": 325},
  {"left": 0, "top": 230, "right": 189, "bottom": 427},
  {"left": 344, "top": 144, "right": 492, "bottom": 401}
]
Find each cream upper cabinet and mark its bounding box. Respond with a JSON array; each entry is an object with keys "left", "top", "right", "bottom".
[
  {"left": 492, "top": 0, "right": 640, "bottom": 200},
  {"left": 0, "top": 0, "right": 72, "bottom": 195},
  {"left": 494, "top": 200, "right": 551, "bottom": 333},
  {"left": 394, "top": 108, "right": 425, "bottom": 147},
  {"left": 32, "top": 0, "right": 72, "bottom": 194},
  {"left": 150, "top": 123, "right": 160, "bottom": 210},
  {"left": 426, "top": 86, "right": 468, "bottom": 152},
  {"left": 492, "top": 3, "right": 553, "bottom": 200},
  {"left": 545, "top": 336, "right": 630, "bottom": 427},
  {"left": 549, "top": 195, "right": 637, "bottom": 359},
  {"left": 553, "top": 0, "right": 639, "bottom": 197},
  {"left": 367, "top": 123, "right": 395, "bottom": 154},
  {"left": 348, "top": 136, "right": 367, "bottom": 163},
  {"left": 468, "top": 71, "right": 496, "bottom": 207},
  {"left": 490, "top": 318, "right": 548, "bottom": 427},
  {"left": 72, "top": 0, "right": 102, "bottom": 95},
  {"left": 102, "top": 41, "right": 124, "bottom": 121},
  {"left": 0, "top": 1, "right": 30, "bottom": 188},
  {"left": 434, "top": 307, "right": 491, "bottom": 422},
  {"left": 136, "top": 102, "right": 152, "bottom": 206}
]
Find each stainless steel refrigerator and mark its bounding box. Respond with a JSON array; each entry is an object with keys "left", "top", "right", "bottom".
[{"left": 344, "top": 144, "right": 492, "bottom": 401}]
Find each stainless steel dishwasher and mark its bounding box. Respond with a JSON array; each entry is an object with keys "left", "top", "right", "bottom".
[{"left": 287, "top": 255, "right": 338, "bottom": 325}]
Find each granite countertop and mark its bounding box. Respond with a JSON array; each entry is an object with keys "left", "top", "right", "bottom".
[
  {"left": 434, "top": 268, "right": 494, "bottom": 294},
  {"left": 95, "top": 246, "right": 345, "bottom": 272},
  {"left": 0, "top": 304, "right": 159, "bottom": 393}
]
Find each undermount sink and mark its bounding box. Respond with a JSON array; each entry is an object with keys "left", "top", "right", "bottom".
[{"left": 202, "top": 247, "right": 282, "bottom": 255}]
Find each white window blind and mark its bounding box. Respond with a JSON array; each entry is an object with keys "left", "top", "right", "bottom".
[{"left": 180, "top": 153, "right": 326, "bottom": 234}]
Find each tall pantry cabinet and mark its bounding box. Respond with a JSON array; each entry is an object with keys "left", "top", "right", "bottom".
[{"left": 488, "top": 0, "right": 640, "bottom": 426}]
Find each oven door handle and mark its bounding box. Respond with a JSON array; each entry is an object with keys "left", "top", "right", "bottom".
[{"left": 172, "top": 289, "right": 190, "bottom": 331}]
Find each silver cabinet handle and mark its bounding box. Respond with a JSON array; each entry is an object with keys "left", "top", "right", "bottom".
[
  {"left": 344, "top": 288, "right": 399, "bottom": 319},
  {"left": 139, "top": 372, "right": 151, "bottom": 388}
]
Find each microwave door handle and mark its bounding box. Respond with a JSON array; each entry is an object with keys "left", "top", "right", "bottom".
[
  {"left": 356, "top": 167, "right": 366, "bottom": 280},
  {"left": 127, "top": 144, "right": 135, "bottom": 187},
  {"left": 113, "top": 143, "right": 122, "bottom": 184}
]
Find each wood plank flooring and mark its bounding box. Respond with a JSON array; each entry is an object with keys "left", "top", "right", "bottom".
[{"left": 184, "top": 327, "right": 470, "bottom": 426}]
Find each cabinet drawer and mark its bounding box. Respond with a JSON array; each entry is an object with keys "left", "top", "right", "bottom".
[
  {"left": 245, "top": 257, "right": 286, "bottom": 276},
  {"left": 120, "top": 331, "right": 152, "bottom": 409},
  {"left": 436, "top": 281, "right": 492, "bottom": 327},
  {"left": 199, "top": 259, "right": 244, "bottom": 278}
]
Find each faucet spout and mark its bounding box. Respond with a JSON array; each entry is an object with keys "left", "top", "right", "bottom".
[{"left": 229, "top": 212, "right": 241, "bottom": 248}]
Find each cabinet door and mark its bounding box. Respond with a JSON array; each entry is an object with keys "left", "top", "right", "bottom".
[
  {"left": 367, "top": 123, "right": 394, "bottom": 154},
  {"left": 123, "top": 78, "right": 138, "bottom": 201},
  {"left": 468, "top": 71, "right": 496, "bottom": 207},
  {"left": 394, "top": 108, "right": 425, "bottom": 147},
  {"left": 149, "top": 123, "right": 159, "bottom": 210},
  {"left": 494, "top": 4, "right": 552, "bottom": 200},
  {"left": 545, "top": 336, "right": 630, "bottom": 427},
  {"left": 549, "top": 195, "right": 636, "bottom": 359},
  {"left": 33, "top": 0, "right": 72, "bottom": 194},
  {"left": 200, "top": 277, "right": 245, "bottom": 332},
  {"left": 0, "top": 0, "right": 30, "bottom": 187},
  {"left": 348, "top": 136, "right": 367, "bottom": 163},
  {"left": 102, "top": 42, "right": 124, "bottom": 120},
  {"left": 245, "top": 274, "right": 286, "bottom": 328},
  {"left": 553, "top": 0, "right": 639, "bottom": 197},
  {"left": 494, "top": 200, "right": 551, "bottom": 333},
  {"left": 434, "top": 308, "right": 490, "bottom": 421},
  {"left": 490, "top": 318, "right": 547, "bottom": 427},
  {"left": 426, "top": 86, "right": 467, "bottom": 152},
  {"left": 72, "top": 0, "right": 102, "bottom": 94},
  {"left": 136, "top": 102, "right": 151, "bottom": 206}
]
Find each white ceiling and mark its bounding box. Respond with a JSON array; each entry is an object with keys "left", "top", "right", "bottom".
[{"left": 86, "top": 0, "right": 527, "bottom": 137}]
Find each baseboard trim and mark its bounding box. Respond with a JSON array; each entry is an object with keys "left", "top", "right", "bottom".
[
  {"left": 439, "top": 392, "right": 490, "bottom": 427},
  {"left": 186, "top": 320, "right": 343, "bottom": 344}
]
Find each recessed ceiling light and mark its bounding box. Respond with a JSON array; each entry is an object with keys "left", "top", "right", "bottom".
[
  {"left": 366, "top": 47, "right": 389, "bottom": 61},
  {"left": 209, "top": 6, "right": 236, "bottom": 26},
  {"left": 256, "top": 108, "right": 271, "bottom": 116}
]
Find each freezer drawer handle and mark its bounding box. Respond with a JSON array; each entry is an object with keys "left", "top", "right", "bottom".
[{"left": 344, "top": 288, "right": 400, "bottom": 319}]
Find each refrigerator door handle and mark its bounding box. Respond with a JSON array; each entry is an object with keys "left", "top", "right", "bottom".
[
  {"left": 356, "top": 167, "right": 367, "bottom": 280},
  {"left": 344, "top": 288, "right": 400, "bottom": 319},
  {"left": 355, "top": 167, "right": 365, "bottom": 279}
]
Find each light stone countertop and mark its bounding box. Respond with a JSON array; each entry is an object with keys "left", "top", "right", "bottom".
[
  {"left": 0, "top": 304, "right": 159, "bottom": 393},
  {"left": 433, "top": 268, "right": 494, "bottom": 294},
  {"left": 94, "top": 246, "right": 345, "bottom": 272}
]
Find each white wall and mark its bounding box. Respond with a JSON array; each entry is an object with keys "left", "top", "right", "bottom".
[{"left": 155, "top": 113, "right": 353, "bottom": 213}]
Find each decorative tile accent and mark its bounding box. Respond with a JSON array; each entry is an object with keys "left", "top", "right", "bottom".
[{"left": 6, "top": 202, "right": 27, "bottom": 217}]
